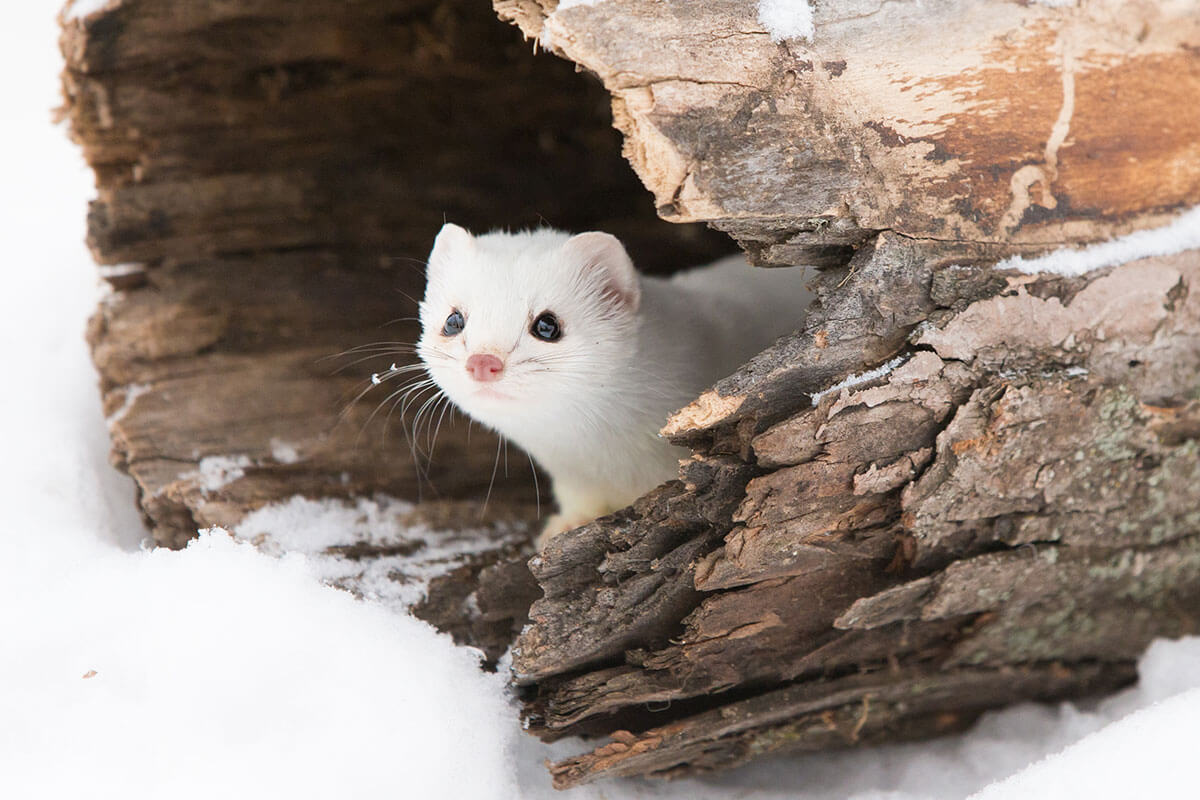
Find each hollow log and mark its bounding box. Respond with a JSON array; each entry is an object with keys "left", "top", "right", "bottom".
[
  {"left": 496, "top": 0, "right": 1200, "bottom": 787},
  {"left": 62, "top": 0, "right": 1200, "bottom": 788},
  {"left": 59, "top": 0, "right": 730, "bottom": 644}
]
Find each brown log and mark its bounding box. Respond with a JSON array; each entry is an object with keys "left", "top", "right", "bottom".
[
  {"left": 500, "top": 0, "right": 1200, "bottom": 264},
  {"left": 514, "top": 243, "right": 1200, "bottom": 785}
]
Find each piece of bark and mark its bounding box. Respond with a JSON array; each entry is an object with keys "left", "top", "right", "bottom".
[
  {"left": 515, "top": 457, "right": 758, "bottom": 683},
  {"left": 62, "top": 0, "right": 732, "bottom": 274},
  {"left": 662, "top": 233, "right": 1016, "bottom": 452},
  {"left": 516, "top": 244, "right": 1200, "bottom": 786},
  {"left": 502, "top": 0, "right": 1200, "bottom": 262},
  {"left": 546, "top": 662, "right": 1136, "bottom": 787}
]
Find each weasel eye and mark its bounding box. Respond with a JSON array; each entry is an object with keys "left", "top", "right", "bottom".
[
  {"left": 442, "top": 310, "right": 465, "bottom": 336},
  {"left": 531, "top": 312, "right": 562, "bottom": 342}
]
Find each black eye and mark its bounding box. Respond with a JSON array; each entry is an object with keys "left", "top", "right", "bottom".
[
  {"left": 442, "top": 309, "right": 464, "bottom": 336},
  {"left": 531, "top": 312, "right": 561, "bottom": 342}
]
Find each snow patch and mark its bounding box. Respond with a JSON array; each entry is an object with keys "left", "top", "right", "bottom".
[
  {"left": 810, "top": 355, "right": 908, "bottom": 406},
  {"left": 64, "top": 0, "right": 114, "bottom": 21},
  {"left": 105, "top": 382, "right": 149, "bottom": 426},
  {"left": 97, "top": 263, "right": 146, "bottom": 280},
  {"left": 758, "top": 0, "right": 815, "bottom": 42},
  {"left": 998, "top": 205, "right": 1200, "bottom": 277},
  {"left": 187, "top": 455, "right": 253, "bottom": 493},
  {"left": 269, "top": 438, "right": 301, "bottom": 464},
  {"left": 235, "top": 495, "right": 529, "bottom": 609},
  {"left": 237, "top": 494, "right": 415, "bottom": 553}
]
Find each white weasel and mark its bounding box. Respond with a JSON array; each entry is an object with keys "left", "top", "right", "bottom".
[{"left": 417, "top": 224, "right": 813, "bottom": 546}]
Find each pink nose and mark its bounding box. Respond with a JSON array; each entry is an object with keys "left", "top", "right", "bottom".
[{"left": 465, "top": 353, "right": 505, "bottom": 382}]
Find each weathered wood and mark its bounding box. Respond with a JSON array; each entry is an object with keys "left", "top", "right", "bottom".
[
  {"left": 501, "top": 0, "right": 1200, "bottom": 263},
  {"left": 62, "top": 0, "right": 731, "bottom": 272},
  {"left": 545, "top": 662, "right": 1136, "bottom": 787},
  {"left": 513, "top": 244, "right": 1200, "bottom": 785},
  {"left": 63, "top": 0, "right": 734, "bottom": 553}
]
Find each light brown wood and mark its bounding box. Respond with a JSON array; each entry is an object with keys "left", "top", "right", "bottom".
[{"left": 501, "top": 0, "right": 1200, "bottom": 264}]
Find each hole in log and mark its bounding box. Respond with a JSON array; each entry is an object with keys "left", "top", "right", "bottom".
[{"left": 67, "top": 0, "right": 737, "bottom": 551}]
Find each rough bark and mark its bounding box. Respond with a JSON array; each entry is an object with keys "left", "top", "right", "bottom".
[{"left": 515, "top": 242, "right": 1200, "bottom": 786}]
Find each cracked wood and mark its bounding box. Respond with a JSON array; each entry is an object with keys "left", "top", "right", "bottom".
[{"left": 500, "top": 0, "right": 1200, "bottom": 265}]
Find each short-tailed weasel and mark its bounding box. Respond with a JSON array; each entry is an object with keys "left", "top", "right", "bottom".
[{"left": 416, "top": 224, "right": 812, "bottom": 547}]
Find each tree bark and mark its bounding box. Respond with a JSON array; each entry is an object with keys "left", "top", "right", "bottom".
[
  {"left": 518, "top": 238, "right": 1200, "bottom": 786},
  {"left": 500, "top": 0, "right": 1200, "bottom": 265},
  {"left": 496, "top": 0, "right": 1200, "bottom": 787}
]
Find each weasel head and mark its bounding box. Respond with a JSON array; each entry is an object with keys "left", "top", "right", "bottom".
[{"left": 417, "top": 224, "right": 642, "bottom": 432}]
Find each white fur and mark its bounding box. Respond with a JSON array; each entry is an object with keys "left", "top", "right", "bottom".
[{"left": 417, "top": 226, "right": 813, "bottom": 545}]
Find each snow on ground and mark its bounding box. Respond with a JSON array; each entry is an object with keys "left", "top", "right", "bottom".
[{"left": 3, "top": 4, "right": 1199, "bottom": 799}]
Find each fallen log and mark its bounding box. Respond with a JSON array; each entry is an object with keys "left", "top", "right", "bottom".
[{"left": 61, "top": 0, "right": 1200, "bottom": 787}]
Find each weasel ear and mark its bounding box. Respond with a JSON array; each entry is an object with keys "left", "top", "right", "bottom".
[
  {"left": 561, "top": 232, "right": 641, "bottom": 313},
  {"left": 427, "top": 223, "right": 474, "bottom": 278}
]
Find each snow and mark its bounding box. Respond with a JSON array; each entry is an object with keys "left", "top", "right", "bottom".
[
  {"left": 3, "top": 3, "right": 1200, "bottom": 799},
  {"left": 63, "top": 0, "right": 112, "bottom": 21},
  {"left": 2, "top": 532, "right": 521, "bottom": 799},
  {"left": 810, "top": 354, "right": 908, "bottom": 406},
  {"left": 972, "top": 639, "right": 1200, "bottom": 799},
  {"left": 269, "top": 438, "right": 301, "bottom": 463},
  {"left": 758, "top": 0, "right": 815, "bottom": 42},
  {"left": 188, "top": 454, "right": 253, "bottom": 492},
  {"left": 105, "top": 382, "right": 149, "bottom": 425},
  {"left": 234, "top": 494, "right": 529, "bottom": 608},
  {"left": 997, "top": 204, "right": 1200, "bottom": 277},
  {"left": 973, "top": 691, "right": 1199, "bottom": 798}
]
